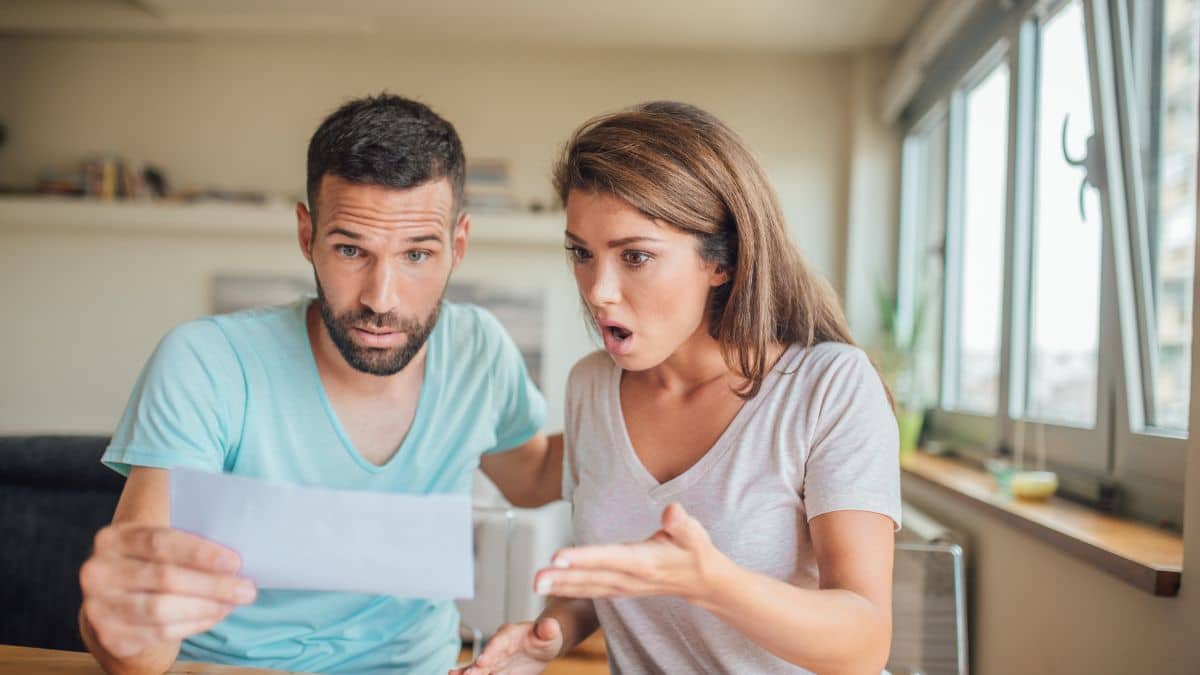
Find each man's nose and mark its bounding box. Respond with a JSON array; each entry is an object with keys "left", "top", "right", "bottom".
[{"left": 359, "top": 259, "right": 401, "bottom": 316}]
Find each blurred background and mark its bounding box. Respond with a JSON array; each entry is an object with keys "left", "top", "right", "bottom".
[
  {"left": 0, "top": 0, "right": 918, "bottom": 435},
  {"left": 1, "top": 1, "right": 1198, "bottom": 674}
]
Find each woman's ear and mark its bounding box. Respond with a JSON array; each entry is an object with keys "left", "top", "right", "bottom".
[{"left": 710, "top": 264, "right": 731, "bottom": 287}]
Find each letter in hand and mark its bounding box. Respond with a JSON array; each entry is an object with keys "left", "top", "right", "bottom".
[
  {"left": 80, "top": 523, "right": 258, "bottom": 659},
  {"left": 448, "top": 616, "right": 563, "bottom": 675}
]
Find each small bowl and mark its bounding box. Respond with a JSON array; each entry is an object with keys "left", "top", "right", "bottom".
[{"left": 1010, "top": 470, "right": 1058, "bottom": 500}]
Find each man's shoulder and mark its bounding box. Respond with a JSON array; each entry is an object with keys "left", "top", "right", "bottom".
[
  {"left": 207, "top": 300, "right": 305, "bottom": 342},
  {"left": 439, "top": 300, "right": 500, "bottom": 332},
  {"left": 435, "top": 301, "right": 511, "bottom": 356},
  {"left": 153, "top": 301, "right": 305, "bottom": 374},
  {"left": 155, "top": 316, "right": 235, "bottom": 363}
]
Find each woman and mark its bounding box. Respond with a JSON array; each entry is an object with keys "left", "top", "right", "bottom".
[{"left": 453, "top": 101, "right": 901, "bottom": 675}]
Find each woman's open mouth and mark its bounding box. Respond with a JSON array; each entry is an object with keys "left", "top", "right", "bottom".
[{"left": 598, "top": 320, "right": 634, "bottom": 357}]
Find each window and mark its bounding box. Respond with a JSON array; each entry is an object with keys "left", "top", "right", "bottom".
[
  {"left": 898, "top": 0, "right": 1199, "bottom": 525},
  {"left": 898, "top": 113, "right": 948, "bottom": 410},
  {"left": 1024, "top": 1, "right": 1102, "bottom": 427},
  {"left": 947, "top": 62, "right": 1009, "bottom": 415},
  {"left": 1139, "top": 0, "right": 1199, "bottom": 431}
]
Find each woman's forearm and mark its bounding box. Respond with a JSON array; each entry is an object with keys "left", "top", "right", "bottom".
[
  {"left": 538, "top": 596, "right": 600, "bottom": 658},
  {"left": 692, "top": 559, "right": 890, "bottom": 674}
]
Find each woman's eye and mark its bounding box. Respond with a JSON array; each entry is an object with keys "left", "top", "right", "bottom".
[
  {"left": 566, "top": 246, "right": 592, "bottom": 262},
  {"left": 336, "top": 245, "right": 359, "bottom": 258},
  {"left": 407, "top": 250, "right": 431, "bottom": 263},
  {"left": 623, "top": 251, "right": 651, "bottom": 266}
]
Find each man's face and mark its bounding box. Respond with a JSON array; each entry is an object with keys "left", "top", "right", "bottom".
[{"left": 297, "top": 175, "right": 469, "bottom": 376}]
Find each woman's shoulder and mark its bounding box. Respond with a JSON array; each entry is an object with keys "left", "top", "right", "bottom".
[
  {"left": 783, "top": 340, "right": 872, "bottom": 376},
  {"left": 770, "top": 341, "right": 885, "bottom": 408},
  {"left": 564, "top": 351, "right": 618, "bottom": 434},
  {"left": 568, "top": 349, "right": 617, "bottom": 387}
]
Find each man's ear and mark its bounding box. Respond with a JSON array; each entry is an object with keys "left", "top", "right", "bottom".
[
  {"left": 451, "top": 212, "right": 470, "bottom": 271},
  {"left": 297, "top": 202, "right": 315, "bottom": 264}
]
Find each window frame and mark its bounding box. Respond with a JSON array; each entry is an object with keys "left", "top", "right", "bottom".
[
  {"left": 898, "top": 105, "right": 950, "bottom": 420},
  {"left": 938, "top": 42, "right": 1011, "bottom": 445},
  {"left": 1101, "top": 0, "right": 1190, "bottom": 524},
  {"left": 1013, "top": 0, "right": 1113, "bottom": 479}
]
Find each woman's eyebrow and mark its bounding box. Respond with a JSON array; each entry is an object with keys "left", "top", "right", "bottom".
[
  {"left": 605, "top": 236, "right": 662, "bottom": 247},
  {"left": 565, "top": 231, "right": 663, "bottom": 248}
]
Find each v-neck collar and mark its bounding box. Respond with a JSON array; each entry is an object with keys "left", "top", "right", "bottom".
[
  {"left": 607, "top": 343, "right": 800, "bottom": 501},
  {"left": 296, "top": 299, "right": 439, "bottom": 474}
]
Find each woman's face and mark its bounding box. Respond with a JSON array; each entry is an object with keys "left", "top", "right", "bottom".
[{"left": 564, "top": 189, "right": 727, "bottom": 371}]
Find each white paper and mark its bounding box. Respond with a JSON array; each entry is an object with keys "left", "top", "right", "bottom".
[{"left": 169, "top": 468, "right": 474, "bottom": 599}]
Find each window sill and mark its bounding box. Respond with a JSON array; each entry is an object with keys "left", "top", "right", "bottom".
[{"left": 900, "top": 451, "right": 1183, "bottom": 597}]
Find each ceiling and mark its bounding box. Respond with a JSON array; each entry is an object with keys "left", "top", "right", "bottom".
[{"left": 0, "top": 0, "right": 931, "bottom": 52}]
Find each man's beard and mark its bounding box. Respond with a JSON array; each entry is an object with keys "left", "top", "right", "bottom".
[{"left": 314, "top": 277, "right": 443, "bottom": 376}]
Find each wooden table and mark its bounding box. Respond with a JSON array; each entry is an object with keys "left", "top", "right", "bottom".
[
  {"left": 0, "top": 640, "right": 610, "bottom": 674},
  {"left": 0, "top": 646, "right": 287, "bottom": 674}
]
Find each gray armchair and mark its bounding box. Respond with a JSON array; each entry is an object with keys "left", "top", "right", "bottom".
[{"left": 0, "top": 435, "right": 122, "bottom": 650}]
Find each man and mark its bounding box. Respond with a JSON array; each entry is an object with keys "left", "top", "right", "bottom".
[{"left": 77, "top": 94, "right": 562, "bottom": 674}]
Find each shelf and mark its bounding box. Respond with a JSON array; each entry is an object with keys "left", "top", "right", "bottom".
[
  {"left": 901, "top": 451, "right": 1183, "bottom": 597},
  {"left": 0, "top": 196, "right": 565, "bottom": 245}
]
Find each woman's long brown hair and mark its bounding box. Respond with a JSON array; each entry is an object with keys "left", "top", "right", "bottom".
[{"left": 553, "top": 101, "right": 863, "bottom": 400}]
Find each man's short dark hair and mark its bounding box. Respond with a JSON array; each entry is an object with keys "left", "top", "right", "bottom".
[{"left": 305, "top": 93, "right": 465, "bottom": 224}]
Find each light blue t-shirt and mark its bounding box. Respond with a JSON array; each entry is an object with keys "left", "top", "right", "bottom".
[{"left": 103, "top": 298, "right": 546, "bottom": 674}]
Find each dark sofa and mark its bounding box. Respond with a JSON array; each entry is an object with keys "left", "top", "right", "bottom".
[{"left": 0, "top": 435, "right": 122, "bottom": 650}]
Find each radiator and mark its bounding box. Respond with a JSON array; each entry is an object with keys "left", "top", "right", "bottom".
[{"left": 890, "top": 502, "right": 970, "bottom": 675}]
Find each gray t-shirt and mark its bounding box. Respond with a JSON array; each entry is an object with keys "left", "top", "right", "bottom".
[{"left": 563, "top": 342, "right": 902, "bottom": 675}]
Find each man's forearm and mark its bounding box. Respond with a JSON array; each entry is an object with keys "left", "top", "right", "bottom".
[
  {"left": 80, "top": 607, "right": 181, "bottom": 675},
  {"left": 531, "top": 433, "right": 564, "bottom": 505},
  {"left": 482, "top": 433, "right": 564, "bottom": 508},
  {"left": 539, "top": 596, "right": 600, "bottom": 658},
  {"left": 513, "top": 432, "right": 564, "bottom": 507}
]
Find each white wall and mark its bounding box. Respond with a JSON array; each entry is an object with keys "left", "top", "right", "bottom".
[
  {"left": 1185, "top": 243, "right": 1200, "bottom": 672},
  {"left": 0, "top": 35, "right": 874, "bottom": 435},
  {"left": 842, "top": 49, "right": 901, "bottom": 350},
  {"left": 0, "top": 36, "right": 851, "bottom": 279}
]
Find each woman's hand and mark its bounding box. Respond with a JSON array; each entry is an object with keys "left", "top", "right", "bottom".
[
  {"left": 449, "top": 617, "right": 563, "bottom": 675},
  {"left": 534, "top": 503, "right": 729, "bottom": 605}
]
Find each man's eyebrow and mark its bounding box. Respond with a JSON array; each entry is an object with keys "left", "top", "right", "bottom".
[
  {"left": 323, "top": 229, "right": 444, "bottom": 244},
  {"left": 324, "top": 227, "right": 362, "bottom": 240}
]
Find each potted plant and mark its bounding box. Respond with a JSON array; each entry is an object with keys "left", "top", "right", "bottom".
[{"left": 874, "top": 282, "right": 929, "bottom": 460}]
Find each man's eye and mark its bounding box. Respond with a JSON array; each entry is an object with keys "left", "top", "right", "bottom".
[
  {"left": 336, "top": 245, "right": 359, "bottom": 257},
  {"left": 407, "top": 250, "right": 431, "bottom": 263}
]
